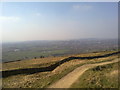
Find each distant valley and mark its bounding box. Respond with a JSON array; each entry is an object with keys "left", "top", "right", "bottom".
[{"left": 2, "top": 39, "right": 118, "bottom": 62}]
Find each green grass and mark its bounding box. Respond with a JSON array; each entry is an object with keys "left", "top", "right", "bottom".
[
  {"left": 71, "top": 61, "right": 119, "bottom": 88},
  {"left": 3, "top": 49, "right": 70, "bottom": 62}
]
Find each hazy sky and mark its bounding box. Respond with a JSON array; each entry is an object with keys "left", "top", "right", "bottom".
[{"left": 0, "top": 2, "right": 118, "bottom": 42}]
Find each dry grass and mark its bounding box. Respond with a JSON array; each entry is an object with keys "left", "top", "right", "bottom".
[
  {"left": 2, "top": 51, "right": 119, "bottom": 88},
  {"left": 2, "top": 56, "right": 66, "bottom": 71}
]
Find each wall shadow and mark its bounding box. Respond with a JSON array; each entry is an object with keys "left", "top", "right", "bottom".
[{"left": 1, "top": 51, "right": 120, "bottom": 78}]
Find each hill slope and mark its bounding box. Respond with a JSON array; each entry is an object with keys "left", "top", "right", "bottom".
[{"left": 2, "top": 51, "right": 119, "bottom": 88}]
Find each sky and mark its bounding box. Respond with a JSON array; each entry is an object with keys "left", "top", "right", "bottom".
[{"left": 0, "top": 2, "right": 118, "bottom": 42}]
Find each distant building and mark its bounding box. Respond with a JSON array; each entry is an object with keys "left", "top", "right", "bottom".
[{"left": 14, "top": 49, "right": 20, "bottom": 52}]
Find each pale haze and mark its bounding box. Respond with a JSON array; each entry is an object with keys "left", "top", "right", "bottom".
[{"left": 0, "top": 2, "right": 118, "bottom": 42}]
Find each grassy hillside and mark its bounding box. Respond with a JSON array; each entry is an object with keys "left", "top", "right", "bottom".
[
  {"left": 71, "top": 62, "right": 119, "bottom": 88},
  {"left": 2, "top": 51, "right": 119, "bottom": 88},
  {"left": 2, "top": 51, "right": 118, "bottom": 71}
]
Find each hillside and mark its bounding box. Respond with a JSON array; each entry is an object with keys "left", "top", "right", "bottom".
[
  {"left": 71, "top": 61, "right": 118, "bottom": 88},
  {"left": 2, "top": 51, "right": 119, "bottom": 88}
]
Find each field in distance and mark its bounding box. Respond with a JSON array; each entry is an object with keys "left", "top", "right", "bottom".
[{"left": 2, "top": 39, "right": 118, "bottom": 62}]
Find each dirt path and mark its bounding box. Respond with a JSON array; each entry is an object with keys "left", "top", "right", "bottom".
[{"left": 48, "top": 59, "right": 119, "bottom": 88}]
